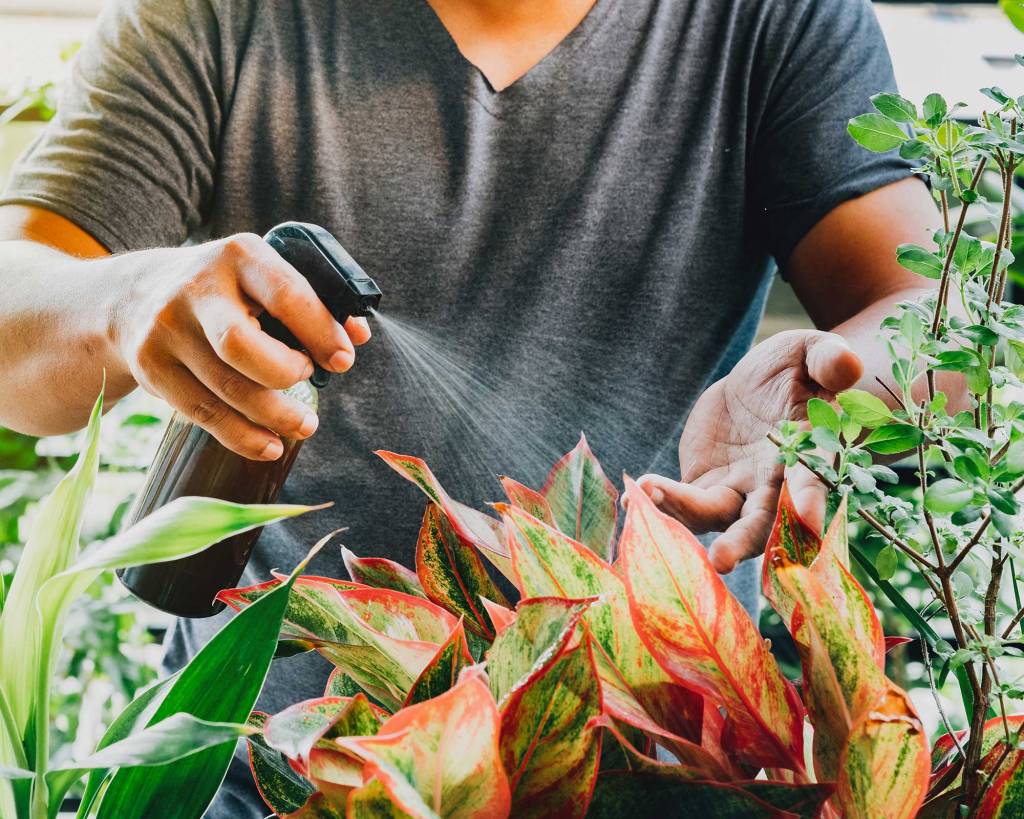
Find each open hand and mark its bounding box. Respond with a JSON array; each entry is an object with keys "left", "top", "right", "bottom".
[{"left": 636, "top": 330, "right": 863, "bottom": 573}]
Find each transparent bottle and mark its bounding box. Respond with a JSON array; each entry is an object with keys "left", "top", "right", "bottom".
[{"left": 118, "top": 223, "right": 382, "bottom": 617}]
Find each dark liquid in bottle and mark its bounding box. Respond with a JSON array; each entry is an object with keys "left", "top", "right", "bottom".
[{"left": 118, "top": 413, "right": 304, "bottom": 618}]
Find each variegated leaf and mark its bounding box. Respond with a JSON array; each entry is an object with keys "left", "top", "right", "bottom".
[
  {"left": 404, "top": 619, "right": 474, "bottom": 706},
  {"left": 499, "top": 476, "right": 556, "bottom": 527},
  {"left": 836, "top": 682, "right": 929, "bottom": 819},
  {"left": 284, "top": 791, "right": 347, "bottom": 818},
  {"left": 264, "top": 695, "right": 384, "bottom": 772},
  {"left": 541, "top": 434, "right": 619, "bottom": 559},
  {"left": 977, "top": 723, "right": 1024, "bottom": 818},
  {"left": 247, "top": 713, "right": 316, "bottom": 817},
  {"left": 377, "top": 451, "right": 513, "bottom": 581},
  {"left": 480, "top": 598, "right": 515, "bottom": 635},
  {"left": 347, "top": 778, "right": 416, "bottom": 818},
  {"left": 338, "top": 669, "right": 511, "bottom": 819},
  {"left": 618, "top": 478, "right": 805, "bottom": 773},
  {"left": 761, "top": 482, "right": 821, "bottom": 624},
  {"left": 342, "top": 547, "right": 425, "bottom": 597},
  {"left": 486, "top": 597, "right": 592, "bottom": 707},
  {"left": 416, "top": 503, "right": 508, "bottom": 640},
  {"left": 500, "top": 637, "right": 602, "bottom": 818}
]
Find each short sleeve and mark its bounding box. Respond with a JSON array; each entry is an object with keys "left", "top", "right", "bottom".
[
  {"left": 0, "top": 0, "right": 223, "bottom": 252},
  {"left": 748, "top": 0, "right": 914, "bottom": 269}
]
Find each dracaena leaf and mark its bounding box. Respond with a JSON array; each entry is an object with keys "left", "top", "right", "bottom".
[
  {"left": 96, "top": 538, "right": 327, "bottom": 819},
  {"left": 377, "top": 451, "right": 513, "bottom": 581},
  {"left": 499, "top": 476, "right": 557, "bottom": 527},
  {"left": 485, "top": 597, "right": 592, "bottom": 707},
  {"left": 338, "top": 669, "right": 511, "bottom": 819},
  {"left": 416, "top": 503, "right": 508, "bottom": 640},
  {"left": 541, "top": 434, "right": 619, "bottom": 559},
  {"left": 618, "top": 479, "right": 805, "bottom": 773},
  {"left": 0, "top": 389, "right": 102, "bottom": 739},
  {"left": 500, "top": 637, "right": 602, "bottom": 819},
  {"left": 404, "top": 619, "right": 474, "bottom": 706},
  {"left": 836, "top": 683, "right": 929, "bottom": 819},
  {"left": 342, "top": 546, "right": 425, "bottom": 597}
]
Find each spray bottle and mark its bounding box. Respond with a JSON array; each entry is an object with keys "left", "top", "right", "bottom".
[{"left": 118, "top": 222, "right": 382, "bottom": 617}]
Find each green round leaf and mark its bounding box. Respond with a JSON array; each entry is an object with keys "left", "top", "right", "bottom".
[
  {"left": 837, "top": 389, "right": 894, "bottom": 429},
  {"left": 871, "top": 92, "right": 917, "bottom": 123},
  {"left": 924, "top": 478, "right": 974, "bottom": 515},
  {"left": 875, "top": 545, "right": 898, "bottom": 581},
  {"left": 895, "top": 244, "right": 943, "bottom": 279},
  {"left": 806, "top": 397, "right": 840, "bottom": 435},
  {"left": 847, "top": 114, "right": 909, "bottom": 153},
  {"left": 862, "top": 423, "right": 923, "bottom": 455},
  {"left": 923, "top": 93, "right": 948, "bottom": 127}
]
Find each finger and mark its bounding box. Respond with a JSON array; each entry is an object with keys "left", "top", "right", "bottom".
[
  {"left": 634, "top": 474, "right": 744, "bottom": 533},
  {"left": 805, "top": 333, "right": 864, "bottom": 393},
  {"left": 786, "top": 462, "right": 828, "bottom": 534},
  {"left": 345, "top": 316, "right": 372, "bottom": 346},
  {"left": 228, "top": 237, "right": 356, "bottom": 373},
  {"left": 179, "top": 339, "right": 319, "bottom": 441},
  {"left": 141, "top": 360, "right": 285, "bottom": 460},
  {"left": 707, "top": 486, "right": 780, "bottom": 574},
  {"left": 195, "top": 300, "right": 315, "bottom": 390}
]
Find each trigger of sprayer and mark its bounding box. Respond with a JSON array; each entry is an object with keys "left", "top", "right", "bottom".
[{"left": 261, "top": 222, "right": 383, "bottom": 387}]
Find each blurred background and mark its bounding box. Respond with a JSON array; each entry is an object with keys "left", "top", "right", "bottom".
[{"left": 1, "top": 0, "right": 1022, "bottom": 777}]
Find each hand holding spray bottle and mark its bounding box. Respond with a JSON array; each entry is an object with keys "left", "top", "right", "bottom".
[{"left": 119, "top": 223, "right": 382, "bottom": 618}]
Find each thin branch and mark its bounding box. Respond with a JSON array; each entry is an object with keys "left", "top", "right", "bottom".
[
  {"left": 932, "top": 157, "right": 989, "bottom": 336},
  {"left": 922, "top": 636, "right": 966, "bottom": 761}
]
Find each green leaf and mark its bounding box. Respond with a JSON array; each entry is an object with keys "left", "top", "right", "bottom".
[
  {"left": 806, "top": 398, "right": 840, "bottom": 435},
  {"left": 0, "top": 391, "right": 103, "bottom": 738},
  {"left": 1003, "top": 0, "right": 1024, "bottom": 34},
  {"left": 848, "top": 114, "right": 908, "bottom": 152},
  {"left": 837, "top": 390, "right": 893, "bottom": 429},
  {"left": 871, "top": 92, "right": 917, "bottom": 123},
  {"left": 925, "top": 479, "right": 975, "bottom": 515},
  {"left": 923, "top": 93, "right": 948, "bottom": 127},
  {"left": 895, "top": 244, "right": 943, "bottom": 279},
  {"left": 863, "top": 424, "right": 923, "bottom": 455},
  {"left": 847, "top": 464, "right": 877, "bottom": 495},
  {"left": 95, "top": 538, "right": 327, "bottom": 819},
  {"left": 988, "top": 487, "right": 1019, "bottom": 516},
  {"left": 875, "top": 546, "right": 898, "bottom": 581},
  {"left": 899, "top": 140, "right": 929, "bottom": 161},
  {"left": 49, "top": 714, "right": 253, "bottom": 798}
]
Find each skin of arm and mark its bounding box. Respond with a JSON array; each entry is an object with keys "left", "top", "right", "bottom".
[
  {"left": 637, "top": 176, "right": 962, "bottom": 572},
  {"left": 0, "top": 204, "right": 370, "bottom": 460}
]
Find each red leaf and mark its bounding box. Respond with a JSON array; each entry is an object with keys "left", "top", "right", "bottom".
[
  {"left": 618, "top": 478, "right": 806, "bottom": 773},
  {"left": 884, "top": 636, "right": 912, "bottom": 653},
  {"left": 342, "top": 547, "right": 424, "bottom": 598},
  {"left": 403, "top": 618, "right": 474, "bottom": 706},
  {"left": 541, "top": 434, "right": 619, "bottom": 559},
  {"left": 499, "top": 476, "right": 557, "bottom": 528}
]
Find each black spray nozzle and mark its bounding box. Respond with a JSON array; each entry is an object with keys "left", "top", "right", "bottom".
[{"left": 261, "top": 222, "right": 383, "bottom": 387}]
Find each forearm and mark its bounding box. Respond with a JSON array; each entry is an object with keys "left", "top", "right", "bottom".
[
  {"left": 0, "top": 240, "right": 135, "bottom": 434},
  {"left": 830, "top": 283, "right": 967, "bottom": 412}
]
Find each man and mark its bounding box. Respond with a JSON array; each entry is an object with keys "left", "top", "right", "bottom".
[{"left": 0, "top": 0, "right": 938, "bottom": 814}]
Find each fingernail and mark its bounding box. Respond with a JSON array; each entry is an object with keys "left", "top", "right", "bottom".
[
  {"left": 298, "top": 412, "right": 319, "bottom": 437},
  {"left": 650, "top": 488, "right": 664, "bottom": 506},
  {"left": 329, "top": 350, "right": 353, "bottom": 372},
  {"left": 260, "top": 439, "right": 284, "bottom": 460}
]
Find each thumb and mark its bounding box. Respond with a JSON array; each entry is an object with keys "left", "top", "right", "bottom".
[{"left": 804, "top": 333, "right": 863, "bottom": 393}]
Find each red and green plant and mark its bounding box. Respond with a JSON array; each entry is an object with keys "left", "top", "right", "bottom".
[{"left": 227, "top": 437, "right": 941, "bottom": 818}]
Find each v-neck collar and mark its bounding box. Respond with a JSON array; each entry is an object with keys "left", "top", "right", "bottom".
[{"left": 416, "top": 0, "right": 616, "bottom": 115}]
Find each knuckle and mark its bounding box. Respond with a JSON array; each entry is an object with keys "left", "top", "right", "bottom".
[
  {"left": 265, "top": 276, "right": 305, "bottom": 316},
  {"left": 215, "top": 323, "right": 247, "bottom": 361},
  {"left": 217, "top": 370, "right": 251, "bottom": 403},
  {"left": 221, "top": 232, "right": 263, "bottom": 262},
  {"left": 190, "top": 397, "right": 229, "bottom": 428}
]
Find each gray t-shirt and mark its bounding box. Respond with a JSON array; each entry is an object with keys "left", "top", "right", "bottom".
[{"left": 2, "top": 0, "right": 910, "bottom": 814}]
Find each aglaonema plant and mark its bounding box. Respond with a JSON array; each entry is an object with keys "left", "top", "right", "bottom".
[
  {"left": 0, "top": 388, "right": 321, "bottom": 819},
  {"left": 226, "top": 436, "right": 927, "bottom": 818},
  {"left": 769, "top": 69, "right": 1024, "bottom": 814}
]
